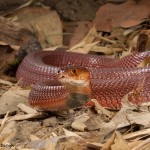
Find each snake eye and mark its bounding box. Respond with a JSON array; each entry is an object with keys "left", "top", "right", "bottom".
[{"left": 72, "top": 69, "right": 76, "bottom": 74}]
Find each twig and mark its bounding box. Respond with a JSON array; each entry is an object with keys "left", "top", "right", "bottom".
[
  {"left": 96, "top": 35, "right": 117, "bottom": 44},
  {"left": 123, "top": 128, "right": 150, "bottom": 140},
  {"left": 0, "top": 111, "right": 9, "bottom": 133}
]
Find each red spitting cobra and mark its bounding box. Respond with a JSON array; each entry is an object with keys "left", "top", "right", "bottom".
[{"left": 16, "top": 51, "right": 150, "bottom": 111}]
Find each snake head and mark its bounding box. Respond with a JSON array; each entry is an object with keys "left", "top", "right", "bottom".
[
  {"left": 57, "top": 66, "right": 90, "bottom": 86},
  {"left": 58, "top": 66, "right": 91, "bottom": 108}
]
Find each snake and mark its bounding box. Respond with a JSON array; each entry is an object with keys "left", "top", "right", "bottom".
[{"left": 16, "top": 50, "right": 150, "bottom": 111}]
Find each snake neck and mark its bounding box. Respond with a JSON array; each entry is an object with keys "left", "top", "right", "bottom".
[{"left": 65, "top": 82, "right": 91, "bottom": 108}]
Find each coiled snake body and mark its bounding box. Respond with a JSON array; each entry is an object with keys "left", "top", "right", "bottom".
[{"left": 16, "top": 51, "right": 150, "bottom": 110}]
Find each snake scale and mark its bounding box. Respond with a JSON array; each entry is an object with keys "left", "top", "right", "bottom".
[{"left": 16, "top": 51, "right": 150, "bottom": 110}]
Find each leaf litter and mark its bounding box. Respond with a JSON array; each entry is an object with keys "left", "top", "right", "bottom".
[{"left": 0, "top": 0, "right": 150, "bottom": 150}]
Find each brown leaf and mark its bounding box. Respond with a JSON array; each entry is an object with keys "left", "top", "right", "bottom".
[
  {"left": 0, "top": 41, "right": 20, "bottom": 51},
  {"left": 63, "top": 128, "right": 82, "bottom": 139},
  {"left": 131, "top": 137, "right": 150, "bottom": 150},
  {"left": 91, "top": 99, "right": 114, "bottom": 118},
  {"left": 102, "top": 131, "right": 130, "bottom": 150},
  {"left": 71, "top": 113, "right": 89, "bottom": 131},
  {"left": 136, "top": 32, "right": 149, "bottom": 52},
  {"left": 87, "top": 142, "right": 103, "bottom": 149},
  {"left": 17, "top": 103, "right": 38, "bottom": 114},
  {"left": 29, "top": 134, "right": 40, "bottom": 141},
  {"left": 101, "top": 132, "right": 115, "bottom": 150},
  {"left": 0, "top": 111, "right": 9, "bottom": 133},
  {"left": 124, "top": 128, "right": 150, "bottom": 140},
  {"left": 111, "top": 131, "right": 130, "bottom": 150},
  {"left": 92, "top": 0, "right": 150, "bottom": 32},
  {"left": 99, "top": 107, "right": 132, "bottom": 137},
  {"left": 0, "top": 17, "right": 41, "bottom": 65},
  {"left": 120, "top": 50, "right": 132, "bottom": 58},
  {"left": 142, "top": 30, "right": 150, "bottom": 51},
  {"left": 85, "top": 116, "right": 105, "bottom": 131},
  {"left": 91, "top": 45, "right": 123, "bottom": 55},
  {"left": 68, "top": 41, "right": 98, "bottom": 54},
  {"left": 44, "top": 139, "right": 56, "bottom": 150},
  {"left": 127, "top": 112, "right": 150, "bottom": 127},
  {"left": 69, "top": 26, "right": 97, "bottom": 51},
  {"left": 10, "top": 7, "right": 63, "bottom": 48},
  {"left": 69, "top": 22, "right": 90, "bottom": 47},
  {"left": 0, "top": 87, "right": 30, "bottom": 115},
  {"left": 0, "top": 41, "right": 18, "bottom": 74},
  {"left": 137, "top": 56, "right": 150, "bottom": 67},
  {"left": 0, "top": 79, "right": 14, "bottom": 86},
  {"left": 128, "top": 140, "right": 143, "bottom": 149}
]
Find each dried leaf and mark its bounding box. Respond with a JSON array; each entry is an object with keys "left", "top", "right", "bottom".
[
  {"left": 17, "top": 103, "right": 38, "bottom": 114},
  {"left": 0, "top": 121, "right": 17, "bottom": 144},
  {"left": 91, "top": 45, "right": 123, "bottom": 55},
  {"left": 1, "top": 0, "right": 33, "bottom": 16},
  {"left": 69, "top": 26, "right": 97, "bottom": 51},
  {"left": 127, "top": 112, "right": 150, "bottom": 127},
  {"left": 0, "top": 41, "right": 20, "bottom": 51},
  {"left": 69, "top": 22, "right": 89, "bottom": 47},
  {"left": 132, "top": 137, "right": 150, "bottom": 150},
  {"left": 0, "top": 87, "right": 30, "bottom": 115},
  {"left": 124, "top": 128, "right": 150, "bottom": 140},
  {"left": 91, "top": 99, "right": 114, "bottom": 118},
  {"left": 11, "top": 7, "right": 63, "bottom": 48},
  {"left": 128, "top": 35, "right": 139, "bottom": 50},
  {"left": 13, "top": 0, "right": 33, "bottom": 12},
  {"left": 85, "top": 116, "right": 105, "bottom": 131},
  {"left": 128, "top": 140, "right": 143, "bottom": 149},
  {"left": 101, "top": 132, "right": 115, "bottom": 150},
  {"left": 121, "top": 93, "right": 137, "bottom": 109},
  {"left": 0, "top": 113, "right": 43, "bottom": 124},
  {"left": 0, "top": 79, "right": 14, "bottom": 86},
  {"left": 0, "top": 111, "right": 9, "bottom": 133},
  {"left": 44, "top": 139, "right": 56, "bottom": 150},
  {"left": 20, "top": 148, "right": 36, "bottom": 150},
  {"left": 63, "top": 128, "right": 82, "bottom": 139},
  {"left": 71, "top": 113, "right": 89, "bottom": 131},
  {"left": 120, "top": 50, "right": 132, "bottom": 58},
  {"left": 102, "top": 131, "right": 130, "bottom": 150},
  {"left": 137, "top": 56, "right": 150, "bottom": 67},
  {"left": 123, "top": 25, "right": 142, "bottom": 36},
  {"left": 25, "top": 136, "right": 66, "bottom": 150},
  {"left": 30, "top": 134, "right": 40, "bottom": 141},
  {"left": 68, "top": 41, "right": 98, "bottom": 54},
  {"left": 87, "top": 142, "right": 103, "bottom": 149},
  {"left": 43, "top": 45, "right": 63, "bottom": 51},
  {"left": 99, "top": 107, "right": 133, "bottom": 137},
  {"left": 92, "top": 0, "right": 150, "bottom": 32},
  {"left": 111, "top": 131, "right": 130, "bottom": 150}
]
